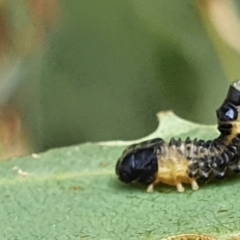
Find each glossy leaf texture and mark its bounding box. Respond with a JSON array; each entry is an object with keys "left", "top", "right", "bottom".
[{"left": 1, "top": 111, "right": 239, "bottom": 240}]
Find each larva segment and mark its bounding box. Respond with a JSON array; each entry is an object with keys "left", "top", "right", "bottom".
[
  {"left": 150, "top": 137, "right": 225, "bottom": 193},
  {"left": 115, "top": 80, "right": 240, "bottom": 192},
  {"left": 152, "top": 137, "right": 200, "bottom": 192},
  {"left": 115, "top": 138, "right": 164, "bottom": 185}
]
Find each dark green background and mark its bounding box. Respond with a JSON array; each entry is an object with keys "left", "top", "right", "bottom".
[{"left": 14, "top": 1, "right": 235, "bottom": 151}]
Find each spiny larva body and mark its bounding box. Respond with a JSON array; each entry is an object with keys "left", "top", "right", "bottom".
[{"left": 115, "top": 80, "right": 240, "bottom": 192}]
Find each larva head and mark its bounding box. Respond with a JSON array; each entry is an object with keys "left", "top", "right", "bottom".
[
  {"left": 216, "top": 80, "right": 240, "bottom": 135},
  {"left": 115, "top": 141, "right": 159, "bottom": 185}
]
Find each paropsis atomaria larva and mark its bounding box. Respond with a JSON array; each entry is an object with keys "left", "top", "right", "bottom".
[{"left": 115, "top": 80, "right": 240, "bottom": 192}]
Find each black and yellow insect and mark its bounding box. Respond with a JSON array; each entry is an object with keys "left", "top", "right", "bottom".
[{"left": 115, "top": 80, "right": 240, "bottom": 192}]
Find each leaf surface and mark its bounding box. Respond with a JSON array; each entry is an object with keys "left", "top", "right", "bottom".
[{"left": 1, "top": 111, "right": 239, "bottom": 240}]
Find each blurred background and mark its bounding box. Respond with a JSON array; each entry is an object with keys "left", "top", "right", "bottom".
[{"left": 1, "top": 0, "right": 240, "bottom": 160}]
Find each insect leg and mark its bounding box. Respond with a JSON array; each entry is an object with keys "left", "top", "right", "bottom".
[
  {"left": 190, "top": 178, "right": 199, "bottom": 190},
  {"left": 147, "top": 183, "right": 155, "bottom": 193},
  {"left": 175, "top": 182, "right": 185, "bottom": 192}
]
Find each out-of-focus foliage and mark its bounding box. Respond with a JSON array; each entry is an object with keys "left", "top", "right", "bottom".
[
  {"left": 32, "top": 0, "right": 228, "bottom": 150},
  {"left": 0, "top": 0, "right": 59, "bottom": 159},
  {"left": 196, "top": 0, "right": 240, "bottom": 80},
  {"left": 22, "top": 0, "right": 227, "bottom": 151},
  {"left": 2, "top": 0, "right": 240, "bottom": 153}
]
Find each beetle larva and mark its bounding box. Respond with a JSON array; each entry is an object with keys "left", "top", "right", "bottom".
[{"left": 115, "top": 80, "right": 240, "bottom": 192}]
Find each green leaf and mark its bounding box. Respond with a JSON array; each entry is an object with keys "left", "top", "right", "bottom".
[{"left": 1, "top": 111, "right": 239, "bottom": 239}]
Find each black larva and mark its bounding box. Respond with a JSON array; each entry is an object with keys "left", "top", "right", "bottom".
[{"left": 115, "top": 80, "right": 240, "bottom": 192}]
